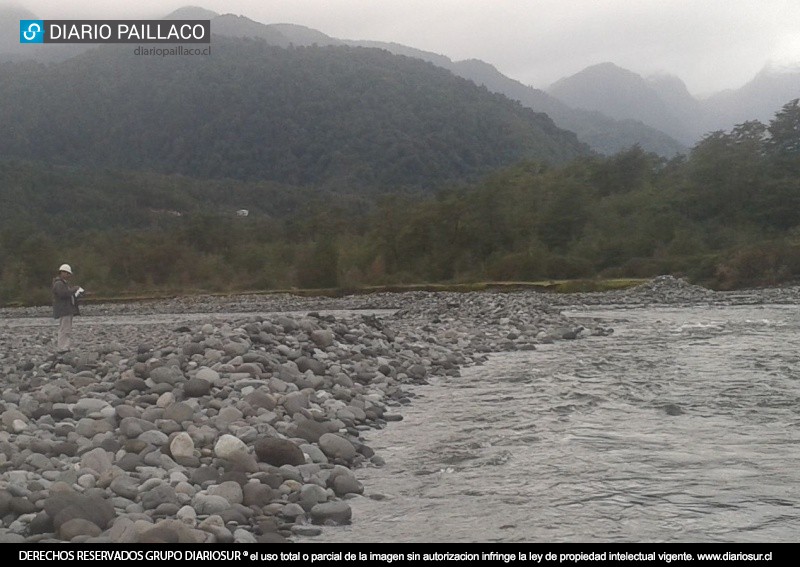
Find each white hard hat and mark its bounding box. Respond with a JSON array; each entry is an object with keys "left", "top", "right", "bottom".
[{"left": 59, "top": 264, "right": 73, "bottom": 274}]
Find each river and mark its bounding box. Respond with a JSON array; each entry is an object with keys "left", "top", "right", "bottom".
[{"left": 298, "top": 304, "right": 800, "bottom": 543}]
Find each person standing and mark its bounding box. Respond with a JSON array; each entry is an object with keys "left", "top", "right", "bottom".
[{"left": 52, "top": 264, "right": 83, "bottom": 353}]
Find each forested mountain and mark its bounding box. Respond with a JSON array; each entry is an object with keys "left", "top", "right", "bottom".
[
  {"left": 347, "top": 50, "right": 686, "bottom": 156},
  {"left": 547, "top": 62, "right": 800, "bottom": 144},
  {"left": 440, "top": 58, "right": 686, "bottom": 157},
  {"left": 0, "top": 36, "right": 590, "bottom": 190},
  {"left": 548, "top": 63, "right": 695, "bottom": 144},
  {"left": 4, "top": 5, "right": 796, "bottom": 155},
  {"left": 4, "top": 5, "right": 679, "bottom": 157},
  {"left": 178, "top": 9, "right": 688, "bottom": 157},
  {"left": 703, "top": 65, "right": 800, "bottom": 134}
]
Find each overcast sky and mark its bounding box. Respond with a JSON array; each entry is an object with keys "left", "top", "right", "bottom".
[{"left": 10, "top": 0, "right": 800, "bottom": 96}]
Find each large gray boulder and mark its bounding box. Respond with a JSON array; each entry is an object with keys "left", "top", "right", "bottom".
[{"left": 254, "top": 438, "right": 305, "bottom": 467}]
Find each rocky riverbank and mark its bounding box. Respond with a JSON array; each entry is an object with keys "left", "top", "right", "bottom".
[{"left": 0, "top": 275, "right": 795, "bottom": 543}]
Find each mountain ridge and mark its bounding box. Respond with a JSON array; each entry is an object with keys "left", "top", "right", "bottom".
[
  {"left": 3, "top": 5, "right": 796, "bottom": 153},
  {"left": 0, "top": 35, "right": 590, "bottom": 190},
  {"left": 1, "top": 5, "right": 686, "bottom": 157},
  {"left": 548, "top": 61, "right": 800, "bottom": 143},
  {"left": 548, "top": 63, "right": 693, "bottom": 144}
]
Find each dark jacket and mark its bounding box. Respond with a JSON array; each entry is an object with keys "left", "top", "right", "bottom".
[{"left": 52, "top": 277, "right": 80, "bottom": 319}]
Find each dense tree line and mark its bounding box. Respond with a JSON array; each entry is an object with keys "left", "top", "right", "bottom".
[{"left": 1, "top": 100, "right": 798, "bottom": 305}]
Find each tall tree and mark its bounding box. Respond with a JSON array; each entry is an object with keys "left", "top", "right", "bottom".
[{"left": 766, "top": 98, "right": 800, "bottom": 176}]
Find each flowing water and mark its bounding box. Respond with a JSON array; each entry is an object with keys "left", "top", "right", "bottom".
[{"left": 300, "top": 304, "right": 800, "bottom": 543}]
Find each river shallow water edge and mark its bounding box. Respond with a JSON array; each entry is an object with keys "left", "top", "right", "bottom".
[{"left": 1, "top": 277, "right": 799, "bottom": 542}]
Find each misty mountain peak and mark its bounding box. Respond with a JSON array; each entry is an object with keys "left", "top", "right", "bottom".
[
  {"left": 759, "top": 61, "right": 800, "bottom": 78},
  {"left": 646, "top": 73, "right": 698, "bottom": 109},
  {"left": 555, "top": 62, "right": 643, "bottom": 85},
  {"left": 163, "top": 6, "right": 220, "bottom": 20},
  {"left": 547, "top": 62, "right": 693, "bottom": 143},
  {"left": 548, "top": 63, "right": 655, "bottom": 103}
]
